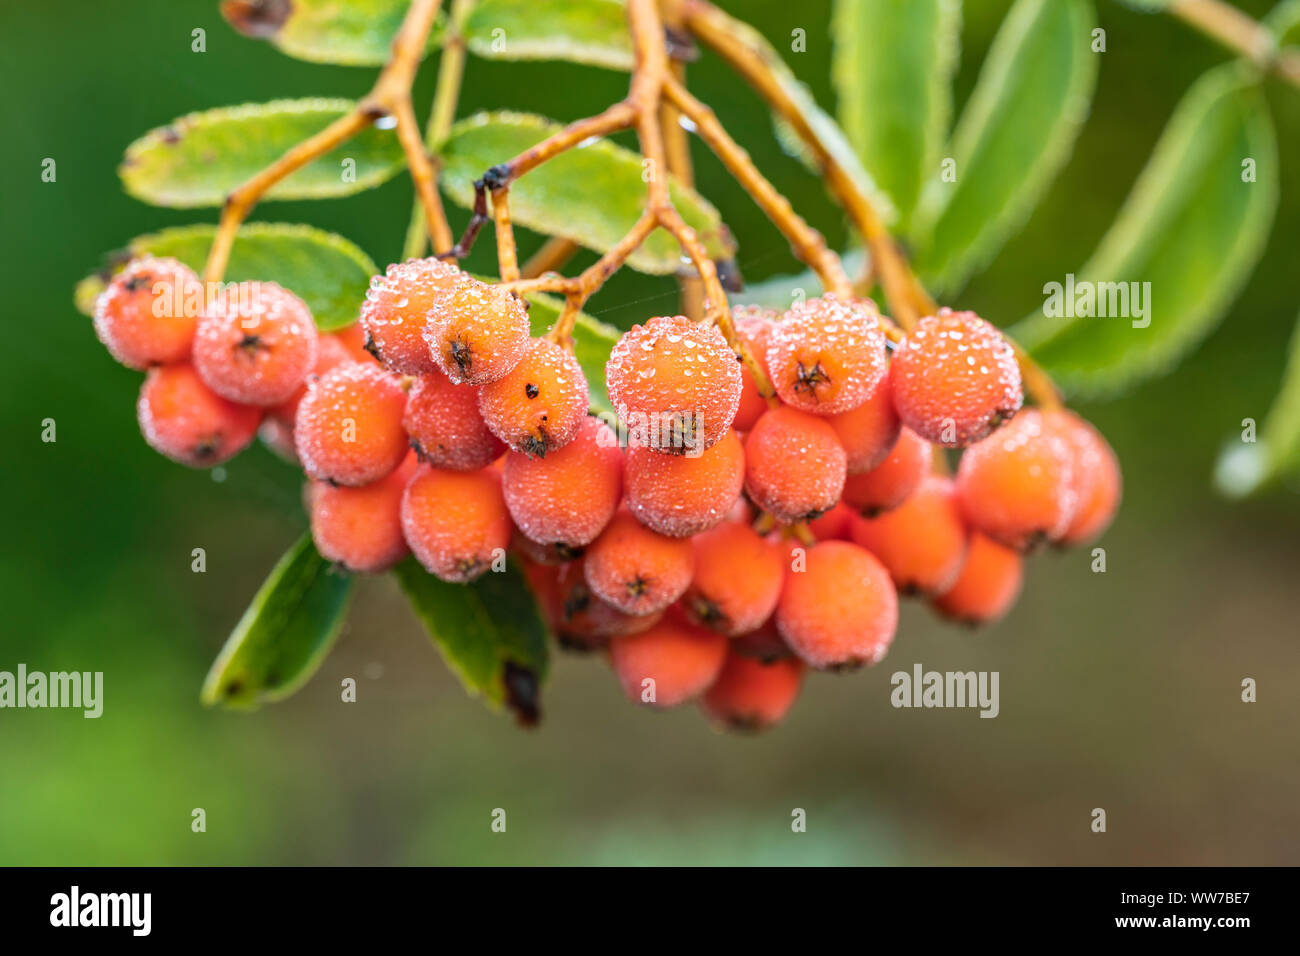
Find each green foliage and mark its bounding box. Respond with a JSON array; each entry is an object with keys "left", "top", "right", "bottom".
[
  {"left": 1013, "top": 65, "right": 1276, "bottom": 395},
  {"left": 438, "top": 111, "right": 736, "bottom": 274},
  {"left": 464, "top": 0, "right": 632, "bottom": 70},
  {"left": 832, "top": 0, "right": 961, "bottom": 230},
  {"left": 220, "top": 0, "right": 441, "bottom": 66},
  {"left": 911, "top": 0, "right": 1098, "bottom": 292},
  {"left": 120, "top": 99, "right": 405, "bottom": 207},
  {"left": 393, "top": 558, "right": 550, "bottom": 724},
  {"left": 1216, "top": 311, "right": 1300, "bottom": 498},
  {"left": 201, "top": 535, "right": 354, "bottom": 710},
  {"left": 75, "top": 223, "right": 377, "bottom": 331}
]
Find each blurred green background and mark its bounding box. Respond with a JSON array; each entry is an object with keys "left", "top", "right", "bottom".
[{"left": 1, "top": 0, "right": 1297, "bottom": 865}]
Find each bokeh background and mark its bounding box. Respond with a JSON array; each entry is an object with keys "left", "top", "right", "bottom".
[{"left": 2, "top": 0, "right": 1297, "bottom": 865}]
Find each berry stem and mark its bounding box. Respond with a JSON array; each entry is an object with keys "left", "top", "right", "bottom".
[
  {"left": 203, "top": 0, "right": 449, "bottom": 284},
  {"left": 490, "top": 185, "right": 520, "bottom": 281},
  {"left": 790, "top": 523, "right": 817, "bottom": 548},
  {"left": 1167, "top": 0, "right": 1300, "bottom": 88},
  {"left": 402, "top": 0, "right": 474, "bottom": 260},
  {"left": 521, "top": 237, "right": 581, "bottom": 278},
  {"left": 661, "top": 75, "right": 853, "bottom": 300}
]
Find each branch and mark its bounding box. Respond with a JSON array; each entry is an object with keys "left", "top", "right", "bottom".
[
  {"left": 1167, "top": 0, "right": 1300, "bottom": 88},
  {"left": 521, "top": 237, "right": 581, "bottom": 278},
  {"left": 204, "top": 0, "right": 447, "bottom": 283}
]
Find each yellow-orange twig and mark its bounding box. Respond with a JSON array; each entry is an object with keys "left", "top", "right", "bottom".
[{"left": 204, "top": 0, "right": 447, "bottom": 283}]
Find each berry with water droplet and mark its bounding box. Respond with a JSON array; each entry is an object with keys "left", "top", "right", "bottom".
[
  {"left": 850, "top": 474, "right": 968, "bottom": 595},
  {"left": 477, "top": 337, "right": 589, "bottom": 457},
  {"left": 137, "top": 364, "right": 261, "bottom": 467},
  {"left": 424, "top": 274, "right": 529, "bottom": 385},
  {"left": 402, "top": 368, "right": 505, "bottom": 471},
  {"left": 361, "top": 257, "right": 463, "bottom": 374},
  {"left": 401, "top": 463, "right": 511, "bottom": 582},
  {"left": 608, "top": 612, "right": 728, "bottom": 708},
  {"left": 625, "top": 428, "right": 744, "bottom": 537},
  {"left": 94, "top": 256, "right": 201, "bottom": 369},
  {"left": 583, "top": 509, "right": 694, "bottom": 616},
  {"left": 766, "top": 294, "right": 887, "bottom": 415},
  {"left": 744, "top": 406, "right": 846, "bottom": 523},
  {"left": 294, "top": 363, "right": 408, "bottom": 486}
]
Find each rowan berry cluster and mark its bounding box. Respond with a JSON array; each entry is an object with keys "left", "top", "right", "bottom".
[{"left": 94, "top": 256, "right": 1119, "bottom": 733}]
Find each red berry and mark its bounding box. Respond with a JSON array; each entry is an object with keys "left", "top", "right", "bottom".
[
  {"left": 424, "top": 273, "right": 530, "bottom": 385},
  {"left": 766, "top": 294, "right": 887, "bottom": 414},
  {"left": 701, "top": 652, "right": 804, "bottom": 731},
  {"left": 827, "top": 368, "right": 900, "bottom": 473},
  {"left": 849, "top": 474, "right": 968, "bottom": 595},
  {"left": 744, "top": 406, "right": 846, "bottom": 522},
  {"left": 1045, "top": 410, "right": 1121, "bottom": 546},
  {"left": 682, "top": 520, "right": 784, "bottom": 635},
  {"left": 608, "top": 613, "right": 728, "bottom": 708},
  {"left": 400, "top": 463, "right": 511, "bottom": 582},
  {"left": 94, "top": 257, "right": 200, "bottom": 369},
  {"left": 956, "top": 409, "right": 1076, "bottom": 550},
  {"left": 294, "top": 363, "right": 409, "bottom": 486},
  {"left": 477, "top": 337, "right": 589, "bottom": 457},
  {"left": 732, "top": 305, "right": 778, "bottom": 431},
  {"left": 137, "top": 364, "right": 261, "bottom": 467},
  {"left": 776, "top": 540, "right": 897, "bottom": 669},
  {"left": 402, "top": 369, "right": 506, "bottom": 471},
  {"left": 193, "top": 281, "right": 318, "bottom": 406},
  {"left": 841, "top": 426, "right": 929, "bottom": 516},
  {"left": 890, "top": 309, "right": 1023, "bottom": 447},
  {"left": 360, "top": 257, "right": 462, "bottom": 374},
  {"left": 503, "top": 416, "right": 622, "bottom": 555},
  {"left": 931, "top": 532, "right": 1023, "bottom": 625},
  {"left": 532, "top": 557, "right": 662, "bottom": 651},
  {"left": 625, "top": 428, "right": 744, "bottom": 537},
  {"left": 309, "top": 454, "right": 417, "bottom": 572},
  {"left": 583, "top": 510, "right": 694, "bottom": 616},
  {"left": 606, "top": 315, "right": 742, "bottom": 454}
]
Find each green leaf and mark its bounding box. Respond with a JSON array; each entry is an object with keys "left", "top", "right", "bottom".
[
  {"left": 74, "top": 223, "right": 378, "bottom": 332},
  {"left": 523, "top": 293, "right": 619, "bottom": 414},
  {"left": 694, "top": 4, "right": 895, "bottom": 225},
  {"left": 439, "top": 111, "right": 736, "bottom": 274},
  {"left": 394, "top": 558, "right": 549, "bottom": 725},
  {"left": 465, "top": 0, "right": 633, "bottom": 70},
  {"left": 1012, "top": 64, "right": 1276, "bottom": 395},
  {"left": 911, "top": 0, "right": 1098, "bottom": 292},
  {"left": 120, "top": 99, "right": 406, "bottom": 207},
  {"left": 832, "top": 0, "right": 961, "bottom": 230},
  {"left": 220, "top": 0, "right": 442, "bottom": 66},
  {"left": 201, "top": 535, "right": 354, "bottom": 710},
  {"left": 1215, "top": 311, "right": 1300, "bottom": 498},
  {"left": 1266, "top": 0, "right": 1300, "bottom": 44}
]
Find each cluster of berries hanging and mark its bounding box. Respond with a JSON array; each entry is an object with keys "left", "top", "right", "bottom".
[{"left": 94, "top": 254, "right": 1119, "bottom": 731}]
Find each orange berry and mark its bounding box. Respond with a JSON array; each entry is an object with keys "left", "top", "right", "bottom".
[
  {"left": 193, "top": 281, "right": 318, "bottom": 406},
  {"left": 807, "top": 502, "right": 853, "bottom": 541},
  {"left": 360, "top": 257, "right": 462, "bottom": 374},
  {"left": 477, "top": 337, "right": 588, "bottom": 457},
  {"left": 402, "top": 369, "right": 505, "bottom": 471},
  {"left": 731, "top": 619, "right": 795, "bottom": 662},
  {"left": 608, "top": 613, "right": 728, "bottom": 708},
  {"left": 94, "top": 256, "right": 200, "bottom": 369},
  {"left": 400, "top": 463, "right": 510, "bottom": 582},
  {"left": 682, "top": 520, "right": 784, "bottom": 635},
  {"left": 849, "top": 474, "right": 968, "bottom": 595},
  {"left": 841, "top": 426, "right": 929, "bottom": 516},
  {"left": 309, "top": 454, "right": 417, "bottom": 572},
  {"left": 503, "top": 416, "right": 622, "bottom": 555},
  {"left": 890, "top": 308, "right": 1023, "bottom": 447},
  {"left": 828, "top": 368, "right": 900, "bottom": 473},
  {"left": 932, "top": 532, "right": 1023, "bottom": 625},
  {"left": 732, "top": 304, "right": 779, "bottom": 431},
  {"left": 1045, "top": 410, "right": 1121, "bottom": 546},
  {"left": 331, "top": 322, "right": 377, "bottom": 364},
  {"left": 294, "top": 363, "right": 409, "bottom": 486},
  {"left": 533, "top": 558, "right": 662, "bottom": 651},
  {"left": 137, "top": 364, "right": 261, "bottom": 467},
  {"left": 425, "top": 273, "right": 530, "bottom": 385},
  {"left": 766, "top": 294, "right": 887, "bottom": 414},
  {"left": 625, "top": 428, "right": 744, "bottom": 537},
  {"left": 701, "top": 652, "right": 804, "bottom": 731},
  {"left": 743, "top": 406, "right": 846, "bottom": 522},
  {"left": 605, "top": 315, "right": 742, "bottom": 453},
  {"left": 583, "top": 510, "right": 694, "bottom": 616},
  {"left": 268, "top": 333, "right": 356, "bottom": 428},
  {"left": 776, "top": 540, "right": 897, "bottom": 669},
  {"left": 955, "top": 409, "right": 1077, "bottom": 550}
]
